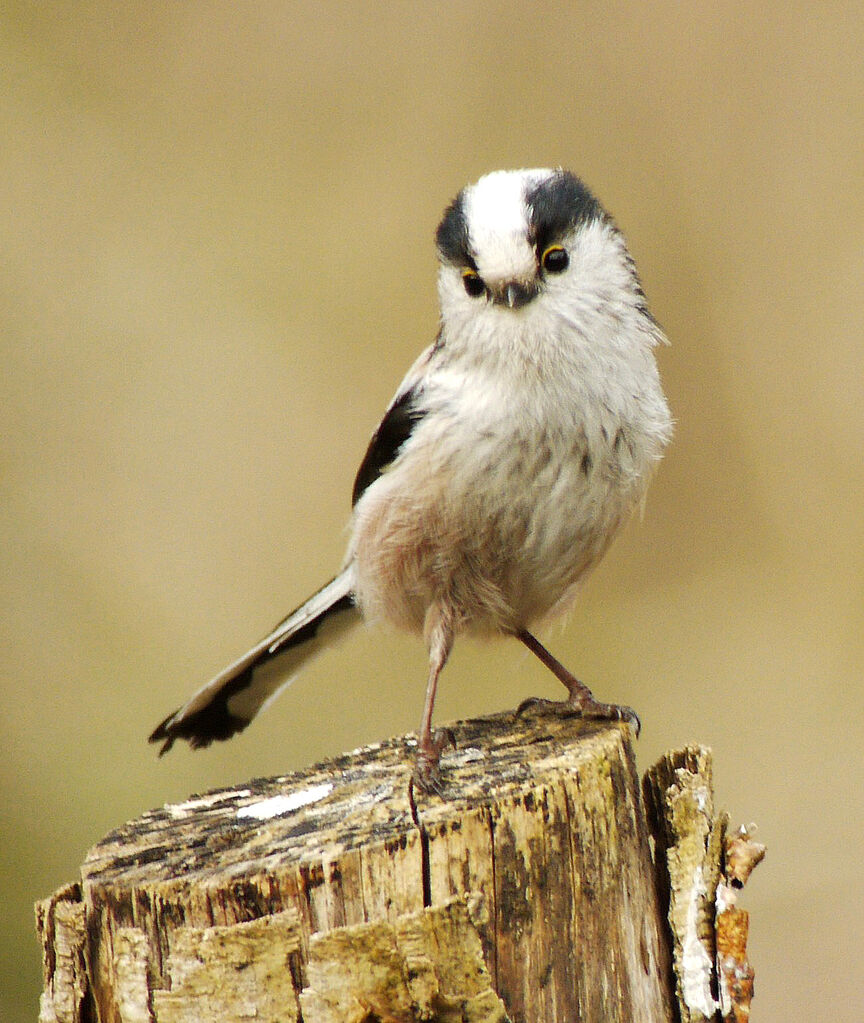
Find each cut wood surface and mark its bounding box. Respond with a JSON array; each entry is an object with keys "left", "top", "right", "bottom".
[{"left": 36, "top": 709, "right": 762, "bottom": 1023}]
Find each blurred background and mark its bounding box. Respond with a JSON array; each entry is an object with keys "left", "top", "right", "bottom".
[{"left": 2, "top": 3, "right": 862, "bottom": 1019}]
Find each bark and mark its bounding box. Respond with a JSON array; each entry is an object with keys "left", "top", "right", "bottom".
[{"left": 36, "top": 710, "right": 762, "bottom": 1022}]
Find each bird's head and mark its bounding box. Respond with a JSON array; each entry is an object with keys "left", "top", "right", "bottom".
[{"left": 435, "top": 168, "right": 648, "bottom": 347}]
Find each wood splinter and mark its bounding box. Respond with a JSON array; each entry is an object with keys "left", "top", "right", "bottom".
[{"left": 643, "top": 746, "right": 766, "bottom": 1023}]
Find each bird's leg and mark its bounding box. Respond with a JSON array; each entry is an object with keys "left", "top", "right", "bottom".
[
  {"left": 515, "top": 629, "right": 641, "bottom": 735},
  {"left": 412, "top": 606, "right": 456, "bottom": 795}
]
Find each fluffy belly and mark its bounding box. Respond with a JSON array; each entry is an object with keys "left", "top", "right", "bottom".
[{"left": 348, "top": 426, "right": 642, "bottom": 636}]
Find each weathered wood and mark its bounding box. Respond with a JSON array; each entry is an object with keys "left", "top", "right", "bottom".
[
  {"left": 643, "top": 746, "right": 765, "bottom": 1023},
  {"left": 36, "top": 711, "right": 760, "bottom": 1023}
]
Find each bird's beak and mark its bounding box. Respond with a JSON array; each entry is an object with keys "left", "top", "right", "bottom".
[{"left": 494, "top": 279, "right": 539, "bottom": 309}]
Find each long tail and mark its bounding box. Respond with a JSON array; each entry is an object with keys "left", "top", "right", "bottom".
[{"left": 149, "top": 568, "right": 358, "bottom": 754}]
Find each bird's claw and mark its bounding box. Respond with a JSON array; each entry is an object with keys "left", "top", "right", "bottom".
[
  {"left": 411, "top": 727, "right": 456, "bottom": 796},
  {"left": 515, "top": 696, "right": 641, "bottom": 737}
]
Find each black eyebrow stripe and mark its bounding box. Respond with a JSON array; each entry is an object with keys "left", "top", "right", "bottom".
[
  {"left": 526, "top": 170, "right": 604, "bottom": 252},
  {"left": 435, "top": 189, "right": 475, "bottom": 267}
]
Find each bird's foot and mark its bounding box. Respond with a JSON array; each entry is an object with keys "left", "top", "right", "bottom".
[
  {"left": 515, "top": 695, "right": 641, "bottom": 737},
  {"left": 410, "top": 727, "right": 456, "bottom": 796}
]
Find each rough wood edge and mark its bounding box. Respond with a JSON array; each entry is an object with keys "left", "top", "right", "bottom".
[
  {"left": 643, "top": 746, "right": 766, "bottom": 1023},
  {"left": 35, "top": 883, "right": 88, "bottom": 1023}
]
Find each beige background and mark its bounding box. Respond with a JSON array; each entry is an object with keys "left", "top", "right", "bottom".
[{"left": 3, "top": 4, "right": 862, "bottom": 1019}]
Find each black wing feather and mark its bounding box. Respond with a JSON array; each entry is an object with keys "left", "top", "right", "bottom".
[{"left": 352, "top": 387, "right": 426, "bottom": 506}]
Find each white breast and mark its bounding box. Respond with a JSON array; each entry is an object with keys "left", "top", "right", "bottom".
[{"left": 349, "top": 313, "right": 669, "bottom": 635}]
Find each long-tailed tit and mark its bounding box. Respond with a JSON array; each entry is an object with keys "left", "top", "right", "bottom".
[{"left": 150, "top": 168, "right": 673, "bottom": 792}]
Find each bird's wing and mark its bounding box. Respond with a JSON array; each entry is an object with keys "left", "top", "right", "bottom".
[{"left": 351, "top": 337, "right": 441, "bottom": 505}]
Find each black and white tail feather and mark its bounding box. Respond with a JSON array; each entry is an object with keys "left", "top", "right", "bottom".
[
  {"left": 149, "top": 569, "right": 358, "bottom": 753},
  {"left": 150, "top": 324, "right": 423, "bottom": 756}
]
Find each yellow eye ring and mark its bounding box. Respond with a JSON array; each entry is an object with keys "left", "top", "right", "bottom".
[
  {"left": 541, "top": 245, "right": 569, "bottom": 273},
  {"left": 462, "top": 268, "right": 486, "bottom": 297}
]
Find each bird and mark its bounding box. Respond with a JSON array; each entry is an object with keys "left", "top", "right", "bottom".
[{"left": 150, "top": 168, "right": 673, "bottom": 793}]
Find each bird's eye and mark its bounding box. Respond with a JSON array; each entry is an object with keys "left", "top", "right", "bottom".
[
  {"left": 462, "top": 269, "right": 486, "bottom": 298},
  {"left": 541, "top": 245, "right": 569, "bottom": 274}
]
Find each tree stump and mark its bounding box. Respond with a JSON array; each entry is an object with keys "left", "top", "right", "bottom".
[{"left": 36, "top": 710, "right": 762, "bottom": 1022}]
